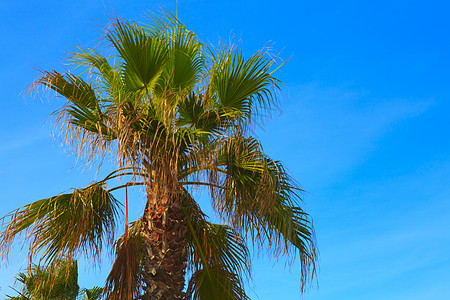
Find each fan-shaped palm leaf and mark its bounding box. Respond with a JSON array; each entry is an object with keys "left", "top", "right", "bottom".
[
  {"left": 108, "top": 20, "right": 168, "bottom": 93},
  {"left": 0, "top": 183, "right": 120, "bottom": 266}
]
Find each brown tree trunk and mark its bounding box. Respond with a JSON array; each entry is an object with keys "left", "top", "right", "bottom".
[{"left": 141, "top": 187, "right": 187, "bottom": 300}]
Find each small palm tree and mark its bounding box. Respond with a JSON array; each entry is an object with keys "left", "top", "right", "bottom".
[
  {"left": 6, "top": 260, "right": 103, "bottom": 300},
  {"left": 7, "top": 260, "right": 103, "bottom": 300},
  {"left": 1, "top": 12, "right": 317, "bottom": 299}
]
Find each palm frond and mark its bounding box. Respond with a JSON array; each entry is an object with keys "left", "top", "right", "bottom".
[
  {"left": 70, "top": 48, "right": 117, "bottom": 88},
  {"left": 70, "top": 48, "right": 127, "bottom": 102},
  {"left": 108, "top": 20, "right": 168, "bottom": 93},
  {"left": 205, "top": 135, "right": 317, "bottom": 289},
  {"left": 81, "top": 286, "right": 103, "bottom": 300},
  {"left": 185, "top": 266, "right": 250, "bottom": 300},
  {"left": 147, "top": 12, "right": 205, "bottom": 95},
  {"left": 183, "top": 192, "right": 250, "bottom": 279},
  {"left": 0, "top": 183, "right": 120, "bottom": 266},
  {"left": 209, "top": 45, "right": 280, "bottom": 126},
  {"left": 262, "top": 202, "right": 317, "bottom": 291},
  {"left": 104, "top": 219, "right": 144, "bottom": 300},
  {"left": 177, "top": 92, "right": 223, "bottom": 133},
  {"left": 33, "top": 70, "right": 114, "bottom": 138}
]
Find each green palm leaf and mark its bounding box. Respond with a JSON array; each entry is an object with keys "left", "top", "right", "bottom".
[
  {"left": 208, "top": 135, "right": 317, "bottom": 288},
  {"left": 81, "top": 286, "right": 103, "bottom": 300},
  {"left": 183, "top": 192, "right": 250, "bottom": 278},
  {"left": 150, "top": 13, "right": 204, "bottom": 95},
  {"left": 33, "top": 70, "right": 115, "bottom": 140},
  {"left": 108, "top": 20, "right": 168, "bottom": 92},
  {"left": 209, "top": 47, "right": 279, "bottom": 124},
  {"left": 70, "top": 48, "right": 127, "bottom": 102},
  {"left": 186, "top": 266, "right": 250, "bottom": 300},
  {"left": 0, "top": 183, "right": 120, "bottom": 265}
]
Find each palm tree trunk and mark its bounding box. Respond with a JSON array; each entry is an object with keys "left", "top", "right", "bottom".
[{"left": 141, "top": 187, "right": 187, "bottom": 299}]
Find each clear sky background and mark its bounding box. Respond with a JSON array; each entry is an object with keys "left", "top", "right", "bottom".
[{"left": 1, "top": 0, "right": 449, "bottom": 299}]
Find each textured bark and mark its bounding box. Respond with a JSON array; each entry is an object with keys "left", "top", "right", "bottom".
[{"left": 141, "top": 188, "right": 187, "bottom": 300}]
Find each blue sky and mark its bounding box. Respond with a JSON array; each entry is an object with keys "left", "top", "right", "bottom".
[{"left": 1, "top": 0, "right": 449, "bottom": 299}]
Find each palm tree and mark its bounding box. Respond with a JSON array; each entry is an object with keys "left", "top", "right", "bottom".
[
  {"left": 7, "top": 260, "right": 103, "bottom": 300},
  {"left": 0, "top": 12, "right": 317, "bottom": 299},
  {"left": 7, "top": 260, "right": 77, "bottom": 300}
]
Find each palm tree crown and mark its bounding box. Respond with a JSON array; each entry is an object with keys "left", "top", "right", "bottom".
[{"left": 1, "top": 12, "right": 317, "bottom": 299}]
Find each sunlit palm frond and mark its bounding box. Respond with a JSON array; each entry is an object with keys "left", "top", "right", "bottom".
[
  {"left": 262, "top": 202, "right": 316, "bottom": 291},
  {"left": 70, "top": 48, "right": 117, "bottom": 87},
  {"left": 177, "top": 92, "right": 224, "bottom": 134},
  {"left": 0, "top": 183, "right": 120, "bottom": 266},
  {"left": 29, "top": 69, "right": 117, "bottom": 167},
  {"left": 213, "top": 135, "right": 274, "bottom": 218},
  {"left": 36, "top": 70, "right": 99, "bottom": 111},
  {"left": 187, "top": 221, "right": 251, "bottom": 279}
]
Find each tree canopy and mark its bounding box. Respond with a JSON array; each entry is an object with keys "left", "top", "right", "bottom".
[{"left": 1, "top": 11, "right": 317, "bottom": 299}]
